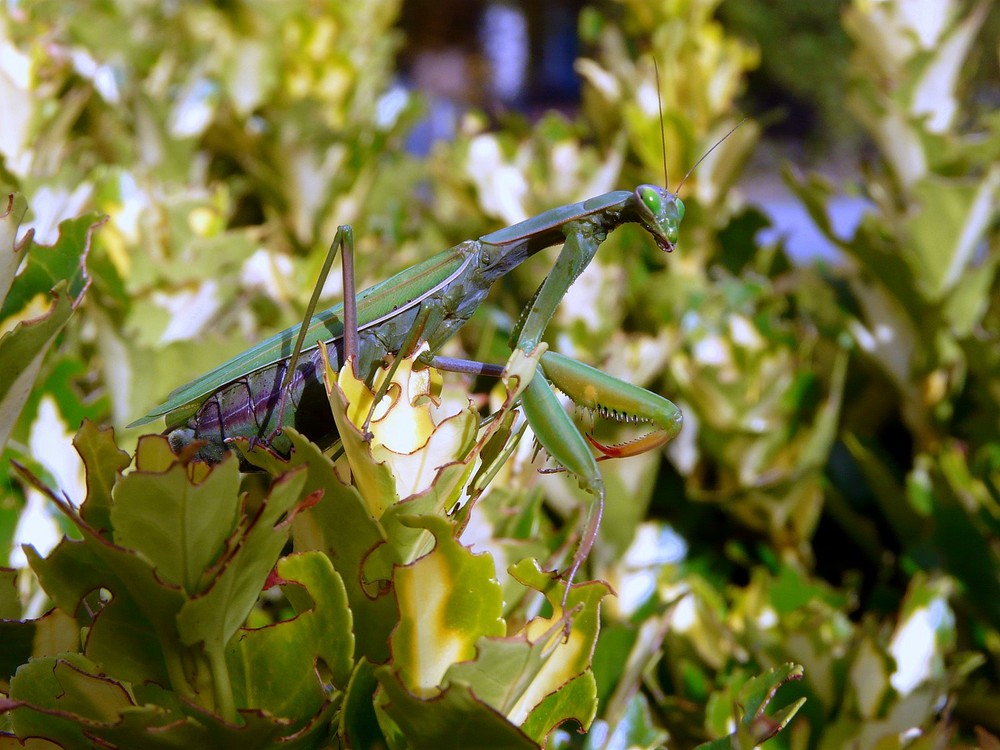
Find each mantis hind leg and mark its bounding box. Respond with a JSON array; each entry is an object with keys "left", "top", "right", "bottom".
[
  {"left": 268, "top": 226, "right": 357, "bottom": 445},
  {"left": 281, "top": 225, "right": 358, "bottom": 393}
]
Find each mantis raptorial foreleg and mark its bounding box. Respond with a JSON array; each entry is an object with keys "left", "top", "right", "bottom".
[
  {"left": 512, "top": 221, "right": 603, "bottom": 354},
  {"left": 520, "top": 370, "right": 604, "bottom": 591},
  {"left": 538, "top": 351, "right": 683, "bottom": 460},
  {"left": 504, "top": 221, "right": 627, "bottom": 598}
]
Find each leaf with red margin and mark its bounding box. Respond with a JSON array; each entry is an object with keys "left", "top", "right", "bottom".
[
  {"left": 0, "top": 197, "right": 101, "bottom": 453},
  {"left": 225, "top": 551, "right": 354, "bottom": 722}
]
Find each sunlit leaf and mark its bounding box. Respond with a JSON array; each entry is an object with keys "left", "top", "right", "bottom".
[{"left": 0, "top": 202, "right": 100, "bottom": 453}]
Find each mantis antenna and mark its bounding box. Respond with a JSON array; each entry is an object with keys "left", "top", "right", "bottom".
[
  {"left": 653, "top": 58, "right": 669, "bottom": 190},
  {"left": 676, "top": 117, "right": 749, "bottom": 194}
]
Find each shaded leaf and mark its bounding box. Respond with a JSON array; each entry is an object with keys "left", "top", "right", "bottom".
[
  {"left": 111, "top": 455, "right": 241, "bottom": 594},
  {"left": 375, "top": 670, "right": 537, "bottom": 750},
  {"left": 226, "top": 552, "right": 353, "bottom": 722}
]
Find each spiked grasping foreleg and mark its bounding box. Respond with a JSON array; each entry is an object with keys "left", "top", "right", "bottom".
[
  {"left": 539, "top": 350, "right": 683, "bottom": 460},
  {"left": 520, "top": 351, "right": 681, "bottom": 608},
  {"left": 519, "top": 371, "right": 604, "bottom": 609}
]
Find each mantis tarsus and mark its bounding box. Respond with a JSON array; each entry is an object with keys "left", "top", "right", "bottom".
[{"left": 132, "top": 115, "right": 742, "bottom": 594}]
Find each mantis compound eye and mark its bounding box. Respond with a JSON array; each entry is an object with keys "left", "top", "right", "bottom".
[{"left": 639, "top": 186, "right": 662, "bottom": 215}]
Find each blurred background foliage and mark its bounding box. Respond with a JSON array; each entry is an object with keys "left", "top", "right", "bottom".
[{"left": 1, "top": 0, "right": 999, "bottom": 747}]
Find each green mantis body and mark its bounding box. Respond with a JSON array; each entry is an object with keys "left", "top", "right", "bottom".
[{"left": 133, "top": 184, "right": 686, "bottom": 587}]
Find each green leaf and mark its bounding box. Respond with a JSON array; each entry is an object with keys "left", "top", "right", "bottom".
[
  {"left": 175, "top": 466, "right": 308, "bottom": 656},
  {"left": 26, "top": 534, "right": 179, "bottom": 687},
  {"left": 904, "top": 169, "right": 1000, "bottom": 301},
  {"left": 737, "top": 663, "right": 805, "bottom": 729},
  {"left": 941, "top": 250, "right": 998, "bottom": 336},
  {"left": 695, "top": 663, "right": 806, "bottom": 750},
  {"left": 340, "top": 658, "right": 385, "bottom": 750},
  {"left": 375, "top": 670, "right": 538, "bottom": 750},
  {"left": 372, "top": 459, "right": 479, "bottom": 577},
  {"left": 226, "top": 551, "right": 354, "bottom": 720},
  {"left": 506, "top": 561, "right": 608, "bottom": 732},
  {"left": 0, "top": 210, "right": 94, "bottom": 319},
  {"left": 8, "top": 653, "right": 135, "bottom": 747},
  {"left": 110, "top": 453, "right": 241, "bottom": 594},
  {"left": 0, "top": 205, "right": 100, "bottom": 454},
  {"left": 80, "top": 580, "right": 172, "bottom": 685},
  {"left": 74, "top": 420, "right": 131, "bottom": 533},
  {"left": 324, "top": 349, "right": 401, "bottom": 518},
  {"left": 247, "top": 430, "right": 398, "bottom": 664},
  {"left": 0, "top": 193, "right": 29, "bottom": 305},
  {"left": 520, "top": 672, "right": 597, "bottom": 743}
]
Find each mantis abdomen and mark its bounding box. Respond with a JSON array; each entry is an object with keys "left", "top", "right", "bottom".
[{"left": 166, "top": 249, "right": 495, "bottom": 462}]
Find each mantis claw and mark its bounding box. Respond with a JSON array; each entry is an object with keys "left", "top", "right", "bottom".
[
  {"left": 585, "top": 428, "right": 675, "bottom": 461},
  {"left": 536, "top": 350, "right": 683, "bottom": 464},
  {"left": 518, "top": 349, "right": 682, "bottom": 595},
  {"left": 537, "top": 428, "right": 675, "bottom": 473}
]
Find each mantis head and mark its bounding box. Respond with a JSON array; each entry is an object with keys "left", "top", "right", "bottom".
[{"left": 634, "top": 184, "right": 685, "bottom": 252}]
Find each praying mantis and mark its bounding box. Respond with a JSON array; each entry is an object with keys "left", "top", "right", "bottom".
[{"left": 131, "top": 116, "right": 741, "bottom": 588}]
